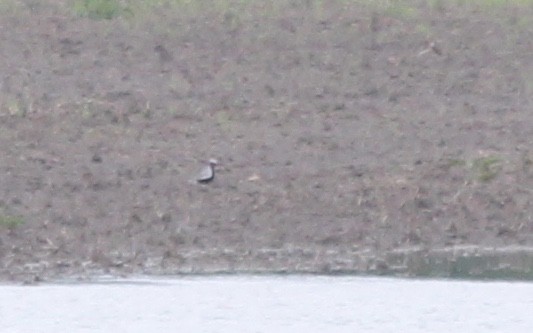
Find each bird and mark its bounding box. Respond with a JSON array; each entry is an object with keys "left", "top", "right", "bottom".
[{"left": 197, "top": 159, "right": 218, "bottom": 184}]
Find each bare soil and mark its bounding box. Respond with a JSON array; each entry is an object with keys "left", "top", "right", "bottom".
[{"left": 0, "top": 1, "right": 532, "bottom": 283}]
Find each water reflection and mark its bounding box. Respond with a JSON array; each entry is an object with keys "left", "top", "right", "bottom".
[{"left": 1, "top": 275, "right": 532, "bottom": 333}]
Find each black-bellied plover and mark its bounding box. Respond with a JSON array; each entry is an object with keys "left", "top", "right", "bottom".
[{"left": 197, "top": 159, "right": 218, "bottom": 184}]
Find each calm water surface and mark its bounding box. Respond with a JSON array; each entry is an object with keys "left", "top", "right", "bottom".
[{"left": 1, "top": 275, "right": 532, "bottom": 332}]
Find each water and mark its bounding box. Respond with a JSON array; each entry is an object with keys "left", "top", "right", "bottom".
[{"left": 1, "top": 275, "right": 532, "bottom": 332}]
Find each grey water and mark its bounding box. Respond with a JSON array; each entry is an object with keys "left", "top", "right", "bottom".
[{"left": 1, "top": 275, "right": 532, "bottom": 333}]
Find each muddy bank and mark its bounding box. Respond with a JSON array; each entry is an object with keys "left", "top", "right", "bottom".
[
  {"left": 8, "top": 245, "right": 533, "bottom": 283},
  {"left": 0, "top": 1, "right": 532, "bottom": 283}
]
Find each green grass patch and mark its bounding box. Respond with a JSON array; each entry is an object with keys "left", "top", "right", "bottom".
[
  {"left": 470, "top": 0, "right": 533, "bottom": 7},
  {"left": 215, "top": 110, "right": 235, "bottom": 134},
  {"left": 0, "top": 0, "right": 24, "bottom": 15},
  {"left": 67, "top": 0, "right": 533, "bottom": 23},
  {"left": 73, "top": 0, "right": 130, "bottom": 20},
  {"left": 383, "top": 2, "right": 418, "bottom": 19},
  {"left": 445, "top": 158, "right": 466, "bottom": 168},
  {"left": 471, "top": 155, "right": 503, "bottom": 182},
  {"left": 0, "top": 215, "right": 25, "bottom": 229}
]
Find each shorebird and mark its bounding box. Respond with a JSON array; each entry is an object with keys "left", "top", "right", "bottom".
[{"left": 197, "top": 159, "right": 218, "bottom": 184}]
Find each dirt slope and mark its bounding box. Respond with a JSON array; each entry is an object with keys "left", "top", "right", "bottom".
[{"left": 0, "top": 1, "right": 532, "bottom": 282}]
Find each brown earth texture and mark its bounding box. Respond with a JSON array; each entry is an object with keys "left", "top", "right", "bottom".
[{"left": 0, "top": 0, "right": 532, "bottom": 283}]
